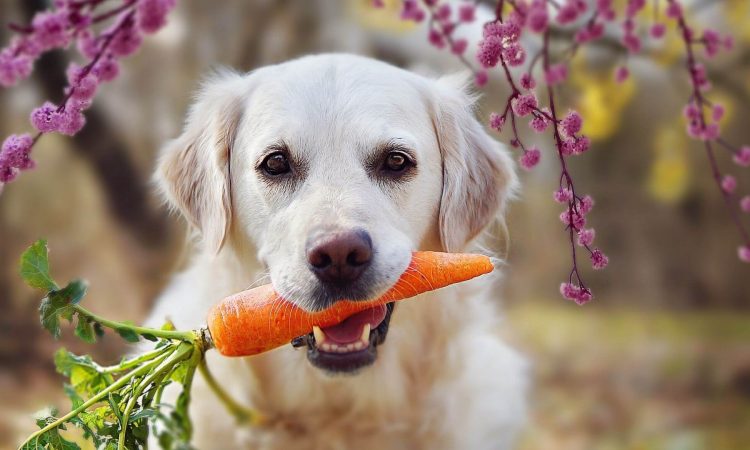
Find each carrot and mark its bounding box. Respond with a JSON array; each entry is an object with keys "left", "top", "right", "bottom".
[{"left": 206, "top": 251, "right": 493, "bottom": 357}]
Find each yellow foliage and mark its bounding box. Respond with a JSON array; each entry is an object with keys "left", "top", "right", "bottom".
[
  {"left": 349, "top": 0, "right": 417, "bottom": 33},
  {"left": 646, "top": 126, "right": 691, "bottom": 203},
  {"left": 724, "top": 0, "right": 750, "bottom": 44},
  {"left": 571, "top": 66, "right": 636, "bottom": 141}
]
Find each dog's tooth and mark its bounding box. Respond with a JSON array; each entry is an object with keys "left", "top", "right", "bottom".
[
  {"left": 330, "top": 343, "right": 339, "bottom": 351},
  {"left": 313, "top": 326, "right": 325, "bottom": 346},
  {"left": 360, "top": 323, "right": 371, "bottom": 342},
  {"left": 321, "top": 342, "right": 331, "bottom": 352},
  {"left": 353, "top": 341, "right": 365, "bottom": 350},
  {"left": 346, "top": 343, "right": 355, "bottom": 351}
]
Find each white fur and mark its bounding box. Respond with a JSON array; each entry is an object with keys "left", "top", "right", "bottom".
[{"left": 148, "top": 54, "right": 528, "bottom": 449}]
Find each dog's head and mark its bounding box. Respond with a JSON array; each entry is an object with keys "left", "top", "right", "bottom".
[{"left": 157, "top": 54, "right": 517, "bottom": 374}]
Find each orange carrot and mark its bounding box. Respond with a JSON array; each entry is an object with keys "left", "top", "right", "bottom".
[{"left": 206, "top": 251, "right": 493, "bottom": 357}]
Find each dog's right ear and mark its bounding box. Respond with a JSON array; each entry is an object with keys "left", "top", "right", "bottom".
[{"left": 156, "top": 70, "right": 249, "bottom": 254}]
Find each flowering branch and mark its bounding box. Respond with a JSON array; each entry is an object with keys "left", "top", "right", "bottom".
[
  {"left": 0, "top": 0, "right": 177, "bottom": 186},
  {"left": 387, "top": 0, "right": 750, "bottom": 303}
]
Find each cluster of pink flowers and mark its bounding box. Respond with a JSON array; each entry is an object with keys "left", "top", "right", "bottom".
[
  {"left": 384, "top": 0, "right": 750, "bottom": 302},
  {"left": 0, "top": 0, "right": 176, "bottom": 188}
]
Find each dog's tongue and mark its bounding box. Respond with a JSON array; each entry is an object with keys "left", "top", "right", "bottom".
[{"left": 321, "top": 305, "right": 387, "bottom": 344}]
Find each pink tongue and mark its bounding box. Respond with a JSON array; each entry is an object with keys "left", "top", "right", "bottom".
[{"left": 321, "top": 305, "right": 387, "bottom": 344}]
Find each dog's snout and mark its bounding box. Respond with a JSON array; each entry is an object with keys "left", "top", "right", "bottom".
[{"left": 306, "top": 228, "right": 373, "bottom": 284}]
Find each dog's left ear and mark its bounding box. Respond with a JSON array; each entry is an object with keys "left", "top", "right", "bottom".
[
  {"left": 430, "top": 74, "right": 519, "bottom": 252},
  {"left": 156, "top": 70, "right": 249, "bottom": 254}
]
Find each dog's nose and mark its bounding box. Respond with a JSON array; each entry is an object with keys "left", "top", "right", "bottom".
[{"left": 306, "top": 228, "right": 373, "bottom": 284}]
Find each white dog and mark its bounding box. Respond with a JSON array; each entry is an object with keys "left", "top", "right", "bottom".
[{"left": 146, "top": 53, "right": 528, "bottom": 450}]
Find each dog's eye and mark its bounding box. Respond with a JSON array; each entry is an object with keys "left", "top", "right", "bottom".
[
  {"left": 383, "top": 151, "right": 411, "bottom": 172},
  {"left": 261, "top": 152, "right": 290, "bottom": 176}
]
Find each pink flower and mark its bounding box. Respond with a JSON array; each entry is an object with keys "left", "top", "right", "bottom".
[
  {"left": 476, "top": 35, "right": 503, "bottom": 68},
  {"left": 703, "top": 29, "right": 722, "bottom": 58},
  {"left": 650, "top": 23, "right": 666, "bottom": 39},
  {"left": 92, "top": 57, "right": 119, "bottom": 82},
  {"left": 435, "top": 4, "right": 451, "bottom": 21},
  {"left": 0, "top": 134, "right": 34, "bottom": 181},
  {"left": 740, "top": 195, "right": 750, "bottom": 213},
  {"left": 502, "top": 43, "right": 526, "bottom": 66},
  {"left": 560, "top": 282, "right": 593, "bottom": 305},
  {"left": 57, "top": 109, "right": 86, "bottom": 136},
  {"left": 711, "top": 104, "right": 725, "bottom": 122},
  {"left": 31, "top": 10, "right": 71, "bottom": 51},
  {"left": 110, "top": 18, "right": 143, "bottom": 57},
  {"left": 665, "top": 2, "right": 682, "bottom": 19},
  {"left": 451, "top": 38, "right": 468, "bottom": 55},
  {"left": 0, "top": 48, "right": 33, "bottom": 87},
  {"left": 137, "top": 0, "right": 177, "bottom": 34},
  {"left": 590, "top": 249, "right": 609, "bottom": 269},
  {"left": 30, "top": 102, "right": 64, "bottom": 133},
  {"left": 622, "top": 33, "right": 642, "bottom": 53},
  {"left": 560, "top": 110, "right": 583, "bottom": 136},
  {"left": 560, "top": 208, "right": 586, "bottom": 229},
  {"left": 458, "top": 3, "right": 475, "bottom": 22},
  {"left": 577, "top": 228, "right": 596, "bottom": 246},
  {"left": 738, "top": 245, "right": 750, "bottom": 263},
  {"left": 529, "top": 112, "right": 550, "bottom": 133},
  {"left": 721, "top": 175, "right": 737, "bottom": 194},
  {"left": 520, "top": 148, "right": 541, "bottom": 170},
  {"left": 733, "top": 147, "right": 750, "bottom": 167},
  {"left": 554, "top": 188, "right": 573, "bottom": 203},
  {"left": 511, "top": 94, "right": 538, "bottom": 117},
  {"left": 520, "top": 73, "right": 536, "bottom": 90},
  {"left": 556, "top": 3, "right": 580, "bottom": 25},
  {"left": 614, "top": 66, "right": 630, "bottom": 83},
  {"left": 625, "top": 0, "right": 646, "bottom": 18},
  {"left": 579, "top": 195, "right": 595, "bottom": 214},
  {"left": 372, "top": 0, "right": 385, "bottom": 8},
  {"left": 544, "top": 63, "right": 568, "bottom": 85},
  {"left": 475, "top": 70, "right": 488, "bottom": 87},
  {"left": 428, "top": 28, "right": 445, "bottom": 48},
  {"left": 69, "top": 68, "right": 98, "bottom": 101},
  {"left": 527, "top": 7, "right": 549, "bottom": 33},
  {"left": 489, "top": 112, "right": 505, "bottom": 131}
]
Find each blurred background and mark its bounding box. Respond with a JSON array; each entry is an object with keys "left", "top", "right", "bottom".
[{"left": 1, "top": 0, "right": 749, "bottom": 449}]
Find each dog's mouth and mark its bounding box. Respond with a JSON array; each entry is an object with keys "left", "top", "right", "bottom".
[{"left": 291, "top": 302, "right": 395, "bottom": 374}]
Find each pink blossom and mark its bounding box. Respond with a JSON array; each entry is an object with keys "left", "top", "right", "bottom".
[
  {"left": 577, "top": 228, "right": 596, "bottom": 246},
  {"left": 0, "top": 134, "right": 34, "bottom": 182},
  {"left": 458, "top": 3, "right": 475, "bottom": 23},
  {"left": 530, "top": 112, "right": 550, "bottom": 133},
  {"left": 665, "top": 2, "right": 682, "bottom": 19},
  {"left": 520, "top": 148, "right": 541, "bottom": 170},
  {"left": 372, "top": 0, "right": 385, "bottom": 8},
  {"left": 545, "top": 63, "right": 568, "bottom": 85},
  {"left": 451, "top": 38, "right": 467, "bottom": 55},
  {"left": 30, "top": 102, "right": 64, "bottom": 133},
  {"left": 428, "top": 28, "right": 445, "bottom": 48},
  {"left": 590, "top": 249, "right": 609, "bottom": 269},
  {"left": 520, "top": 72, "right": 536, "bottom": 90},
  {"left": 615, "top": 66, "right": 630, "bottom": 83},
  {"left": 650, "top": 23, "right": 666, "bottom": 39},
  {"left": 502, "top": 42, "right": 526, "bottom": 66},
  {"left": 511, "top": 94, "right": 538, "bottom": 117},
  {"left": 554, "top": 188, "right": 573, "bottom": 203},
  {"left": 31, "top": 10, "right": 71, "bottom": 51},
  {"left": 477, "top": 35, "right": 503, "bottom": 68},
  {"left": 137, "top": 0, "right": 177, "bottom": 34},
  {"left": 560, "top": 282, "right": 593, "bottom": 305},
  {"left": 738, "top": 245, "right": 750, "bottom": 263},
  {"left": 0, "top": 48, "right": 33, "bottom": 87},
  {"left": 92, "top": 57, "right": 119, "bottom": 82},
  {"left": 109, "top": 19, "right": 143, "bottom": 57},
  {"left": 734, "top": 147, "right": 750, "bottom": 167},
  {"left": 560, "top": 208, "right": 586, "bottom": 229},
  {"left": 625, "top": 0, "right": 646, "bottom": 18},
  {"left": 436, "top": 4, "right": 451, "bottom": 21},
  {"left": 622, "top": 33, "right": 642, "bottom": 53},
  {"left": 703, "top": 29, "right": 722, "bottom": 58},
  {"left": 527, "top": 7, "right": 549, "bottom": 33},
  {"left": 475, "top": 70, "right": 488, "bottom": 87},
  {"left": 720, "top": 175, "right": 737, "bottom": 194},
  {"left": 556, "top": 3, "right": 580, "bottom": 25},
  {"left": 489, "top": 112, "right": 505, "bottom": 131},
  {"left": 740, "top": 195, "right": 750, "bottom": 213},
  {"left": 579, "top": 195, "right": 595, "bottom": 214},
  {"left": 57, "top": 109, "right": 86, "bottom": 136},
  {"left": 560, "top": 110, "right": 583, "bottom": 136},
  {"left": 711, "top": 104, "right": 725, "bottom": 122}
]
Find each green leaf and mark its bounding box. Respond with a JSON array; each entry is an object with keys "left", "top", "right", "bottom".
[
  {"left": 19, "top": 239, "right": 57, "bottom": 291},
  {"left": 39, "top": 281, "right": 89, "bottom": 339},
  {"left": 116, "top": 327, "right": 140, "bottom": 343},
  {"left": 74, "top": 316, "right": 96, "bottom": 344},
  {"left": 54, "top": 349, "right": 114, "bottom": 399},
  {"left": 142, "top": 333, "right": 158, "bottom": 342},
  {"left": 27, "top": 409, "right": 81, "bottom": 450}
]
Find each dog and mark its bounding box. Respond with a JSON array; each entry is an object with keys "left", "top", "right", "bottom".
[{"left": 145, "top": 53, "right": 528, "bottom": 450}]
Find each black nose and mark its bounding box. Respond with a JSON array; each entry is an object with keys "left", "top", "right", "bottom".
[{"left": 306, "top": 228, "right": 373, "bottom": 284}]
